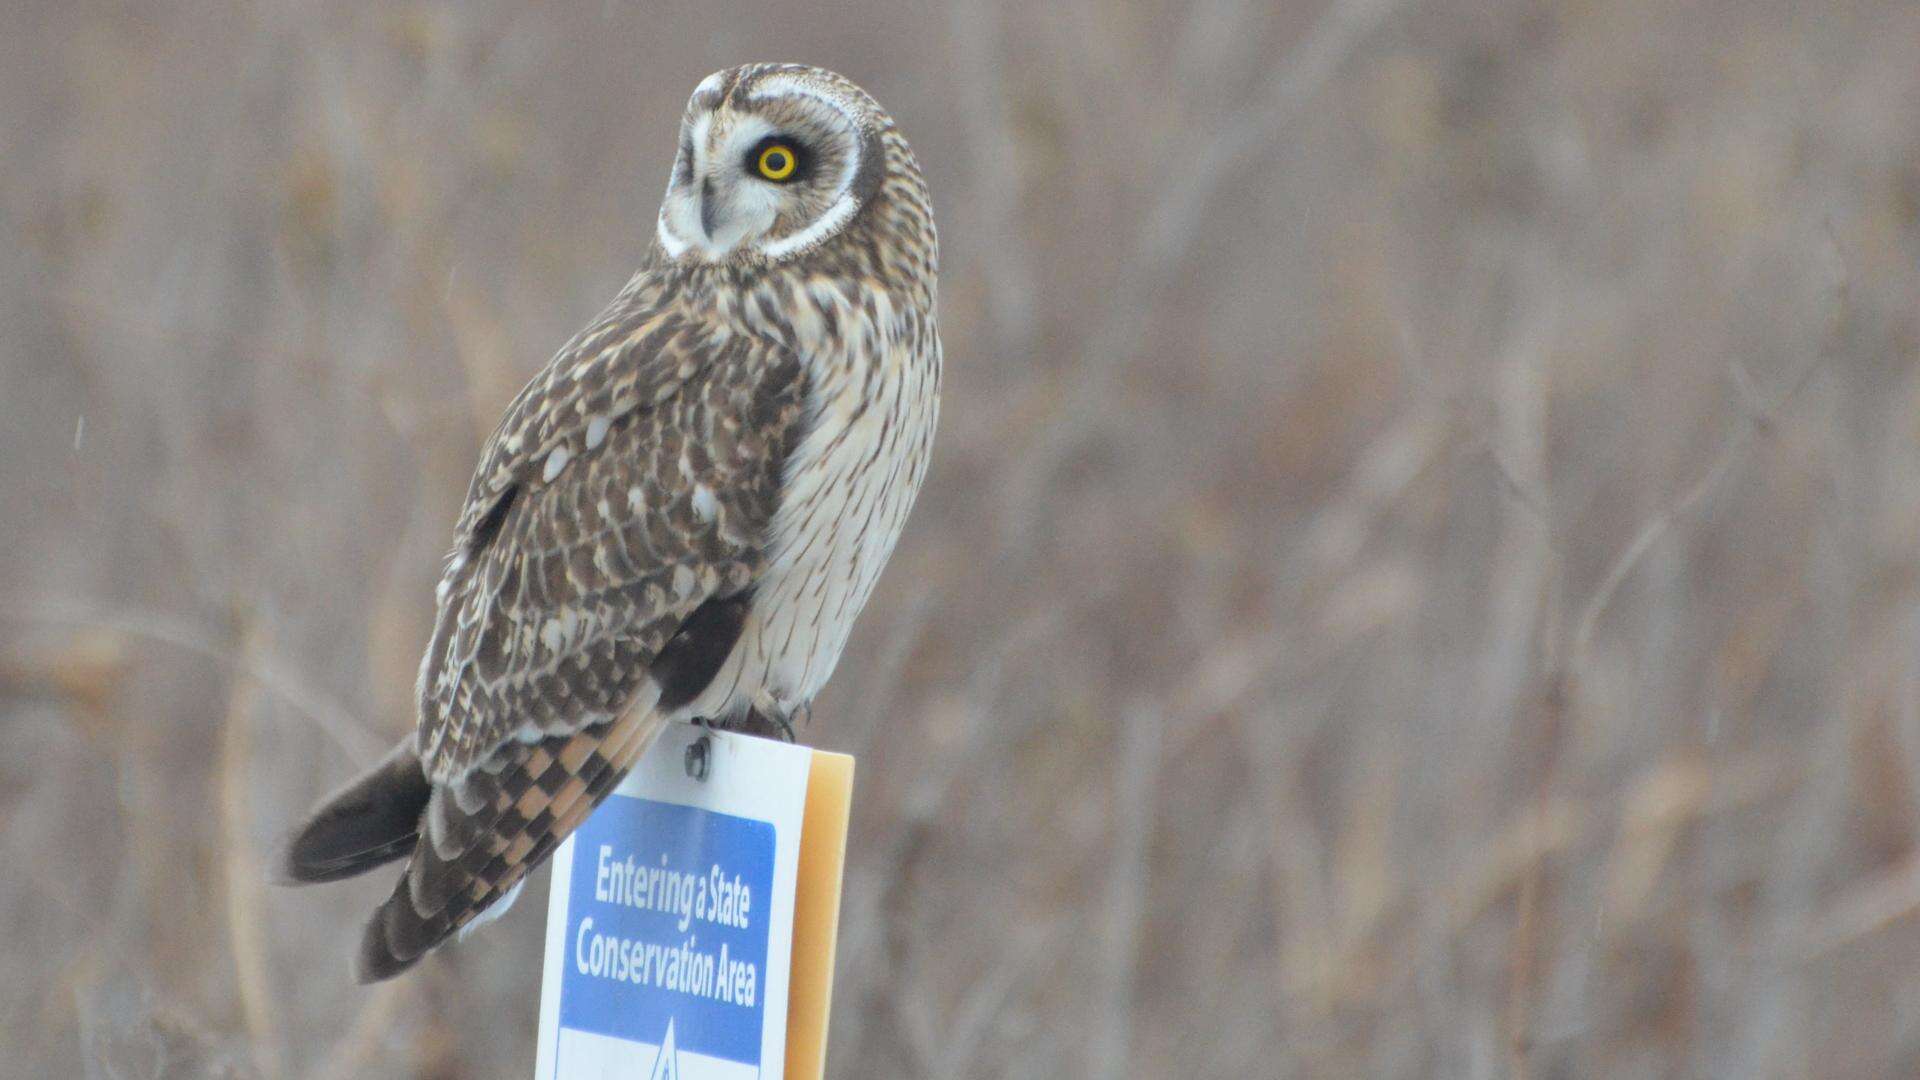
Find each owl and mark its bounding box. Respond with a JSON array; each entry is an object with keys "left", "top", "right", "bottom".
[{"left": 280, "top": 63, "right": 940, "bottom": 981}]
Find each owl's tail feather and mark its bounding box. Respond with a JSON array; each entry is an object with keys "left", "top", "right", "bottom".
[
  {"left": 280, "top": 740, "right": 431, "bottom": 884},
  {"left": 354, "top": 706, "right": 668, "bottom": 982}
]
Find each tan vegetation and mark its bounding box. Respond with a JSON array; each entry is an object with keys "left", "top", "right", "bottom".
[{"left": 4, "top": 1, "right": 1919, "bottom": 1076}]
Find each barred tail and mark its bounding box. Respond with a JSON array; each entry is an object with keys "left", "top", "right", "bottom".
[{"left": 354, "top": 706, "right": 669, "bottom": 982}]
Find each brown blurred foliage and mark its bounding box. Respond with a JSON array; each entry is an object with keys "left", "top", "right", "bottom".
[{"left": 5, "top": 1, "right": 1920, "bottom": 1077}]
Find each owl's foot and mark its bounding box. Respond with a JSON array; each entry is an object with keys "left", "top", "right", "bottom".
[
  {"left": 778, "top": 702, "right": 810, "bottom": 743},
  {"left": 702, "top": 704, "right": 808, "bottom": 743},
  {"left": 751, "top": 702, "right": 807, "bottom": 742}
]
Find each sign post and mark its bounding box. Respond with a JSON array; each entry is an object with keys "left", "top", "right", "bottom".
[{"left": 534, "top": 722, "right": 854, "bottom": 1080}]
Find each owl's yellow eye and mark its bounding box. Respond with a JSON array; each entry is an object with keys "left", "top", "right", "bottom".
[{"left": 756, "top": 143, "right": 798, "bottom": 182}]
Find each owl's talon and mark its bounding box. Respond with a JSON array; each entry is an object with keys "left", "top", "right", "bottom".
[{"left": 774, "top": 702, "right": 809, "bottom": 743}]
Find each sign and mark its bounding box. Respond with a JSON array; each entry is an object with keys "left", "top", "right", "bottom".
[{"left": 535, "top": 721, "right": 854, "bottom": 1080}]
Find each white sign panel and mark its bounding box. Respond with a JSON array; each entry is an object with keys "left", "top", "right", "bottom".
[{"left": 535, "top": 722, "right": 812, "bottom": 1080}]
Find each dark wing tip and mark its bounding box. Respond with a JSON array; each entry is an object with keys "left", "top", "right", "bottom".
[
  {"left": 279, "top": 833, "right": 418, "bottom": 886},
  {"left": 280, "top": 741, "right": 431, "bottom": 886}
]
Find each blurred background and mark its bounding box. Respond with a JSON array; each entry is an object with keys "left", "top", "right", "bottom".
[{"left": 4, "top": 1, "right": 1919, "bottom": 1077}]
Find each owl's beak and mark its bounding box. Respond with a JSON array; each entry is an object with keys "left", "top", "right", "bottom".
[{"left": 698, "top": 177, "right": 719, "bottom": 239}]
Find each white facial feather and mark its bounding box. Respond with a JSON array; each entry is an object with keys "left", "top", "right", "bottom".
[
  {"left": 655, "top": 75, "right": 865, "bottom": 263},
  {"left": 746, "top": 77, "right": 864, "bottom": 260},
  {"left": 747, "top": 76, "right": 861, "bottom": 125},
  {"left": 758, "top": 192, "right": 858, "bottom": 259}
]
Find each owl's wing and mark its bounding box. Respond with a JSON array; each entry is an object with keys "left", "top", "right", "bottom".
[
  {"left": 421, "top": 283, "right": 803, "bottom": 778},
  {"left": 357, "top": 278, "right": 806, "bottom": 979}
]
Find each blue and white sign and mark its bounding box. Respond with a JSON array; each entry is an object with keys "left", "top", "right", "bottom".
[{"left": 536, "top": 722, "right": 811, "bottom": 1080}]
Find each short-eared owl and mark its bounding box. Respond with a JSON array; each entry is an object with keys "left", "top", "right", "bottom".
[{"left": 281, "top": 64, "right": 940, "bottom": 981}]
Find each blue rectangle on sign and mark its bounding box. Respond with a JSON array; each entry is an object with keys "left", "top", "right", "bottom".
[{"left": 557, "top": 794, "right": 776, "bottom": 1066}]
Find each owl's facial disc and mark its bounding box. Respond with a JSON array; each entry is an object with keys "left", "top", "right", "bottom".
[{"left": 658, "top": 71, "right": 869, "bottom": 263}]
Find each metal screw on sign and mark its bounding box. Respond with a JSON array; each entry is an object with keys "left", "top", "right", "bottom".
[{"left": 684, "top": 733, "right": 713, "bottom": 781}]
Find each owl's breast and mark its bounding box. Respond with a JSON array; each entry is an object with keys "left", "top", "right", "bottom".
[{"left": 683, "top": 287, "right": 941, "bottom": 720}]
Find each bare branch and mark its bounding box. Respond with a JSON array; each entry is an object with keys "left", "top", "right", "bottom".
[
  {"left": 304, "top": 981, "right": 407, "bottom": 1080},
  {"left": 219, "top": 619, "right": 285, "bottom": 1080},
  {"left": 1089, "top": 702, "right": 1161, "bottom": 1080},
  {"left": 1570, "top": 234, "right": 1848, "bottom": 664},
  {"left": 8, "top": 602, "right": 388, "bottom": 762},
  {"left": 1003, "top": 0, "right": 1412, "bottom": 533}
]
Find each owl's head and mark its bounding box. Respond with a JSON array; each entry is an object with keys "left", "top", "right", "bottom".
[{"left": 655, "top": 64, "right": 899, "bottom": 265}]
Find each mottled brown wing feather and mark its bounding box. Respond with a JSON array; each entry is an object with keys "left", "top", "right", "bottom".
[
  {"left": 417, "top": 277, "right": 806, "bottom": 782},
  {"left": 356, "top": 274, "right": 808, "bottom": 980}
]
